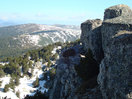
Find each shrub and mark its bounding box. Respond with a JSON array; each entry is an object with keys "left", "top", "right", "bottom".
[
  {"left": 49, "top": 68, "right": 56, "bottom": 79},
  {"left": 0, "top": 69, "right": 5, "bottom": 77},
  {"left": 16, "top": 91, "right": 20, "bottom": 98},
  {"left": 22, "top": 64, "right": 29, "bottom": 74},
  {"left": 52, "top": 53, "right": 58, "bottom": 60},
  {"left": 4, "top": 84, "right": 10, "bottom": 92},
  {"left": 33, "top": 77, "right": 39, "bottom": 88},
  {"left": 15, "top": 77, "right": 20, "bottom": 86},
  {"left": 54, "top": 42, "right": 62, "bottom": 46},
  {"left": 0, "top": 81, "right": 2, "bottom": 87},
  {"left": 9, "top": 78, "right": 15, "bottom": 90},
  {"left": 47, "top": 59, "right": 52, "bottom": 67}
]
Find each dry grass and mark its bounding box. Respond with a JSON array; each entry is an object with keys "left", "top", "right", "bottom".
[{"left": 112, "top": 30, "right": 132, "bottom": 38}]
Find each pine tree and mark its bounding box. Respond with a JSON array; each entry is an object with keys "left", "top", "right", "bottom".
[
  {"left": 4, "top": 84, "right": 9, "bottom": 92},
  {"left": 33, "top": 77, "right": 39, "bottom": 88},
  {"left": 16, "top": 91, "right": 20, "bottom": 98},
  {"left": 47, "top": 59, "right": 52, "bottom": 67},
  {"left": 15, "top": 77, "right": 20, "bottom": 86}
]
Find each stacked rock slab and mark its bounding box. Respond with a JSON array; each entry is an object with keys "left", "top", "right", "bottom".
[
  {"left": 80, "top": 19, "right": 103, "bottom": 63},
  {"left": 98, "top": 4, "right": 132, "bottom": 99}
]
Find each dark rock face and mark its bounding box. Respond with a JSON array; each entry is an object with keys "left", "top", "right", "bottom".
[
  {"left": 62, "top": 49, "right": 76, "bottom": 57},
  {"left": 80, "top": 19, "right": 104, "bottom": 63},
  {"left": 97, "top": 4, "right": 132, "bottom": 99},
  {"left": 49, "top": 45, "right": 82, "bottom": 99},
  {"left": 75, "top": 49, "right": 99, "bottom": 81}
]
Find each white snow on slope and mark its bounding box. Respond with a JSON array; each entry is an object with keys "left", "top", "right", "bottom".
[
  {"left": 0, "top": 76, "right": 18, "bottom": 99},
  {"left": 15, "top": 24, "right": 81, "bottom": 47},
  {"left": 0, "top": 76, "right": 10, "bottom": 90},
  {"left": 52, "top": 46, "right": 61, "bottom": 54},
  {"left": 0, "top": 45, "right": 61, "bottom": 99},
  {"left": 19, "top": 34, "right": 40, "bottom": 47},
  {"left": 37, "top": 24, "right": 62, "bottom": 31},
  {"left": 0, "top": 62, "right": 48, "bottom": 99},
  {"left": 0, "top": 91, "right": 18, "bottom": 99}
]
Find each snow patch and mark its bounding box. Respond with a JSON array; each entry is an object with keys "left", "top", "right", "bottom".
[
  {"left": 0, "top": 62, "right": 48, "bottom": 99},
  {"left": 52, "top": 46, "right": 62, "bottom": 54}
]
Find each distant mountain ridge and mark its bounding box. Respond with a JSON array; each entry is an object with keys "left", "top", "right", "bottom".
[{"left": 0, "top": 23, "right": 80, "bottom": 58}]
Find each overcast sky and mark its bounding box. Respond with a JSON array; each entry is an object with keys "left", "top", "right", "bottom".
[{"left": 0, "top": 0, "right": 132, "bottom": 25}]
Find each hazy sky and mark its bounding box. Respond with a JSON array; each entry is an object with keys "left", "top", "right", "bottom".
[{"left": 0, "top": 0, "right": 132, "bottom": 25}]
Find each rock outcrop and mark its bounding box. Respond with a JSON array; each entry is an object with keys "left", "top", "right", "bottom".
[
  {"left": 48, "top": 45, "right": 82, "bottom": 99},
  {"left": 98, "top": 4, "right": 132, "bottom": 99},
  {"left": 48, "top": 45, "right": 103, "bottom": 99},
  {"left": 104, "top": 4, "right": 132, "bottom": 20},
  {"left": 48, "top": 4, "right": 132, "bottom": 99},
  {"left": 81, "top": 4, "right": 132, "bottom": 99},
  {"left": 80, "top": 19, "right": 104, "bottom": 63}
]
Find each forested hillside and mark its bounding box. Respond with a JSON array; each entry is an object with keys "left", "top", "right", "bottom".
[
  {"left": 0, "top": 24, "right": 80, "bottom": 58},
  {"left": 0, "top": 40, "right": 80, "bottom": 99}
]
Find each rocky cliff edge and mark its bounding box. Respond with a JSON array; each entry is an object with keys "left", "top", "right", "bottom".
[
  {"left": 48, "top": 4, "right": 132, "bottom": 99},
  {"left": 81, "top": 4, "right": 132, "bottom": 99}
]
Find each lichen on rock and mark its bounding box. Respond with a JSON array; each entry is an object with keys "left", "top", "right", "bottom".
[
  {"left": 104, "top": 4, "right": 132, "bottom": 20},
  {"left": 98, "top": 4, "right": 132, "bottom": 99}
]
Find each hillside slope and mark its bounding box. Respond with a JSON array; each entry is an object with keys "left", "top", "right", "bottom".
[{"left": 0, "top": 24, "right": 80, "bottom": 58}]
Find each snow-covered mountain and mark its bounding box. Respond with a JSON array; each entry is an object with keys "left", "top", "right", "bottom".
[
  {"left": 0, "top": 24, "right": 80, "bottom": 57},
  {"left": 15, "top": 24, "right": 80, "bottom": 47}
]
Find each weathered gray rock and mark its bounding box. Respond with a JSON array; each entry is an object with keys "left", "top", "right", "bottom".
[
  {"left": 104, "top": 4, "right": 132, "bottom": 20},
  {"left": 98, "top": 30, "right": 132, "bottom": 99},
  {"left": 98, "top": 4, "right": 132, "bottom": 99},
  {"left": 48, "top": 4, "right": 132, "bottom": 99},
  {"left": 49, "top": 45, "right": 82, "bottom": 99},
  {"left": 80, "top": 19, "right": 104, "bottom": 63}
]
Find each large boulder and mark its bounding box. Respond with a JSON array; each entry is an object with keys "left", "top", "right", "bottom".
[
  {"left": 80, "top": 19, "right": 103, "bottom": 63},
  {"left": 98, "top": 4, "right": 132, "bottom": 99},
  {"left": 104, "top": 4, "right": 132, "bottom": 20}
]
